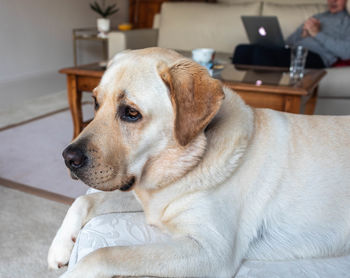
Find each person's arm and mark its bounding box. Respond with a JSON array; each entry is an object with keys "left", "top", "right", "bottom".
[
  {"left": 313, "top": 31, "right": 350, "bottom": 60},
  {"left": 286, "top": 13, "right": 324, "bottom": 46}
]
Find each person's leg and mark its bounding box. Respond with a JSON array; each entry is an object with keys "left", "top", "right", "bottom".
[
  {"left": 252, "top": 45, "right": 290, "bottom": 67},
  {"left": 305, "top": 52, "right": 325, "bottom": 68},
  {"left": 233, "top": 45, "right": 325, "bottom": 68},
  {"left": 233, "top": 44, "right": 290, "bottom": 67},
  {"left": 232, "top": 44, "right": 256, "bottom": 65}
]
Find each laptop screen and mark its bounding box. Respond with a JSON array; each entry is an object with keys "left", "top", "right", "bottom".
[{"left": 241, "top": 16, "right": 285, "bottom": 48}]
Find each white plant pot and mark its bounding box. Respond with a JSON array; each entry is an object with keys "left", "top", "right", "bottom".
[{"left": 97, "top": 18, "right": 110, "bottom": 38}]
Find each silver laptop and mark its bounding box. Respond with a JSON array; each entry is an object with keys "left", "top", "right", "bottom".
[{"left": 241, "top": 16, "right": 285, "bottom": 48}]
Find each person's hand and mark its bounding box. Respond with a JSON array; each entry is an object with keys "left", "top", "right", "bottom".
[
  {"left": 301, "top": 27, "right": 309, "bottom": 38},
  {"left": 303, "top": 17, "right": 321, "bottom": 37}
]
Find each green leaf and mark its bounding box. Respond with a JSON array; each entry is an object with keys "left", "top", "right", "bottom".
[{"left": 90, "top": 1, "right": 119, "bottom": 18}]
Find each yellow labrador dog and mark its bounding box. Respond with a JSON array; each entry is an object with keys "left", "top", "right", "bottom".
[{"left": 48, "top": 47, "right": 350, "bottom": 277}]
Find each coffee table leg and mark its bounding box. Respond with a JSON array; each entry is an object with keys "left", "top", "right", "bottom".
[
  {"left": 66, "top": 74, "right": 83, "bottom": 139},
  {"left": 284, "top": 96, "right": 301, "bottom": 114},
  {"left": 304, "top": 87, "right": 318, "bottom": 115}
]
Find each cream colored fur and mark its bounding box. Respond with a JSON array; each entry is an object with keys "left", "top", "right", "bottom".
[{"left": 48, "top": 48, "right": 350, "bottom": 277}]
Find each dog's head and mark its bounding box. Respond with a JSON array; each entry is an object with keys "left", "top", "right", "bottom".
[{"left": 63, "top": 48, "right": 224, "bottom": 191}]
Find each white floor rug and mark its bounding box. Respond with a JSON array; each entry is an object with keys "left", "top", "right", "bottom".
[
  {"left": 0, "top": 186, "right": 67, "bottom": 278},
  {"left": 0, "top": 105, "right": 94, "bottom": 198},
  {"left": 0, "top": 90, "right": 92, "bottom": 131}
]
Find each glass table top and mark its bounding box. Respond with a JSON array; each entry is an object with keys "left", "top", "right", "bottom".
[
  {"left": 172, "top": 50, "right": 305, "bottom": 87},
  {"left": 214, "top": 65, "right": 295, "bottom": 87},
  {"left": 73, "top": 53, "right": 316, "bottom": 88}
]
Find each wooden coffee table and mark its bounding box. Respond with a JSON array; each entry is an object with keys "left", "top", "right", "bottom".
[
  {"left": 59, "top": 63, "right": 326, "bottom": 138},
  {"left": 219, "top": 64, "right": 326, "bottom": 114}
]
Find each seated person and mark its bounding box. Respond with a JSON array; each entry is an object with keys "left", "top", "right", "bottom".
[{"left": 233, "top": 0, "right": 350, "bottom": 68}]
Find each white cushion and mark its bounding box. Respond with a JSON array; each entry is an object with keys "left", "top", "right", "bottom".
[
  {"left": 157, "top": 2, "right": 261, "bottom": 53},
  {"left": 262, "top": 3, "right": 327, "bottom": 38},
  {"left": 315, "top": 98, "right": 350, "bottom": 115},
  {"left": 67, "top": 211, "right": 350, "bottom": 277},
  {"left": 319, "top": 67, "right": 350, "bottom": 98},
  {"left": 68, "top": 212, "right": 171, "bottom": 271},
  {"left": 153, "top": 13, "right": 160, "bottom": 29}
]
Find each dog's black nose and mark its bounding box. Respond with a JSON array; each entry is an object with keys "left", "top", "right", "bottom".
[{"left": 62, "top": 145, "right": 88, "bottom": 170}]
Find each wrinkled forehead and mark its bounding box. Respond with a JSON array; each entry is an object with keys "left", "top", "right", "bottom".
[{"left": 97, "top": 52, "right": 172, "bottom": 112}]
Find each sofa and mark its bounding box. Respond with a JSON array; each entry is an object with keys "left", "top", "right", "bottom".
[
  {"left": 65, "top": 191, "right": 350, "bottom": 277},
  {"left": 107, "top": 0, "right": 350, "bottom": 115}
]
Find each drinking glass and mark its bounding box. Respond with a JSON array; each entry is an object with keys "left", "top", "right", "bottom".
[{"left": 289, "top": 45, "right": 308, "bottom": 81}]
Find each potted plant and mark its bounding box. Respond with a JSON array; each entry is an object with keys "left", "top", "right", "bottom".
[{"left": 90, "top": 0, "right": 119, "bottom": 38}]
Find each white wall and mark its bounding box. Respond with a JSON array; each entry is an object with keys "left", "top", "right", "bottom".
[{"left": 0, "top": 0, "right": 127, "bottom": 85}]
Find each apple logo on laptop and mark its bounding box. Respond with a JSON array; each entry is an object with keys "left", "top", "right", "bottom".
[{"left": 258, "top": 26, "right": 267, "bottom": 36}]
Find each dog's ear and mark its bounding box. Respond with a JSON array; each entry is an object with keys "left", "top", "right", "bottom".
[{"left": 158, "top": 59, "right": 224, "bottom": 146}]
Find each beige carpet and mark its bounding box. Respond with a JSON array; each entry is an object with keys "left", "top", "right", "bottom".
[
  {"left": 0, "top": 104, "right": 93, "bottom": 199},
  {"left": 0, "top": 90, "right": 92, "bottom": 131},
  {"left": 0, "top": 186, "right": 67, "bottom": 278}
]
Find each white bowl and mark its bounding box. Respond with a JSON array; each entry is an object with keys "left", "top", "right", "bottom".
[{"left": 192, "top": 48, "right": 215, "bottom": 64}]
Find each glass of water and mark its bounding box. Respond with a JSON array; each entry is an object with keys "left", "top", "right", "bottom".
[{"left": 289, "top": 45, "right": 308, "bottom": 81}]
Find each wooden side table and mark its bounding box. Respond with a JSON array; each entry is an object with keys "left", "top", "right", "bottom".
[
  {"left": 72, "top": 28, "right": 108, "bottom": 66},
  {"left": 59, "top": 64, "right": 104, "bottom": 138},
  {"left": 59, "top": 63, "right": 326, "bottom": 139}
]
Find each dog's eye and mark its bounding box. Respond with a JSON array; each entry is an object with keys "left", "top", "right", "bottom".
[
  {"left": 92, "top": 96, "right": 99, "bottom": 111},
  {"left": 119, "top": 105, "right": 142, "bottom": 122}
]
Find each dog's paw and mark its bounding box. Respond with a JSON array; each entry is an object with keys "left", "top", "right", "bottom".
[{"left": 48, "top": 231, "right": 76, "bottom": 270}]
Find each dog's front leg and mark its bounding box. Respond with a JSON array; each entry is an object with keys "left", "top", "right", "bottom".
[
  {"left": 59, "top": 237, "right": 227, "bottom": 278},
  {"left": 48, "top": 191, "right": 142, "bottom": 270}
]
